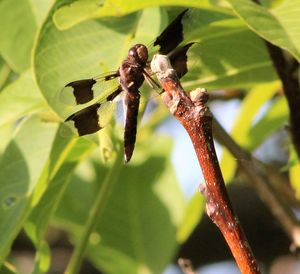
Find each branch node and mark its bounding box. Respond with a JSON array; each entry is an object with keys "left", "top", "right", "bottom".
[
  {"left": 190, "top": 88, "right": 209, "bottom": 105},
  {"left": 198, "top": 182, "right": 207, "bottom": 196}
]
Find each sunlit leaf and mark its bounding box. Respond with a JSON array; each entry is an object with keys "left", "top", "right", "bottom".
[
  {"left": 227, "top": 0, "right": 300, "bottom": 62},
  {"left": 55, "top": 135, "right": 184, "bottom": 274},
  {"left": 53, "top": 0, "right": 212, "bottom": 30},
  {"left": 26, "top": 136, "right": 94, "bottom": 274},
  {"left": 53, "top": 0, "right": 104, "bottom": 30},
  {"left": 0, "top": 70, "right": 46, "bottom": 128},
  {"left": 220, "top": 82, "right": 280, "bottom": 182},
  {"left": 247, "top": 96, "right": 288, "bottom": 150},
  {"left": 0, "top": 123, "right": 14, "bottom": 154},
  {"left": 181, "top": 11, "right": 277, "bottom": 89},
  {"left": 0, "top": 115, "right": 57, "bottom": 263},
  {"left": 0, "top": 0, "right": 53, "bottom": 72},
  {"left": 0, "top": 57, "right": 10, "bottom": 90}
]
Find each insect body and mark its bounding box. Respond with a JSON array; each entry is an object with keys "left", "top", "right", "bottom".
[{"left": 61, "top": 9, "right": 193, "bottom": 162}]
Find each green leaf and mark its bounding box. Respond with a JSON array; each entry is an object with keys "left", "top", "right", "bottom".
[
  {"left": 54, "top": 5, "right": 278, "bottom": 90},
  {"left": 227, "top": 0, "right": 300, "bottom": 62},
  {"left": 0, "top": 123, "right": 14, "bottom": 155},
  {"left": 53, "top": 0, "right": 212, "bottom": 30},
  {"left": 0, "top": 57, "right": 10, "bottom": 90},
  {"left": 247, "top": 96, "right": 288, "bottom": 150},
  {"left": 0, "top": 115, "right": 57, "bottom": 264},
  {"left": 53, "top": 0, "right": 105, "bottom": 30},
  {"left": 29, "top": 0, "right": 55, "bottom": 26},
  {"left": 0, "top": 0, "right": 36, "bottom": 72},
  {"left": 36, "top": 5, "right": 278, "bottom": 122},
  {"left": 230, "top": 82, "right": 280, "bottom": 144},
  {"left": 0, "top": 70, "right": 46, "bottom": 128},
  {"left": 26, "top": 136, "right": 92, "bottom": 239},
  {"left": 220, "top": 82, "right": 280, "bottom": 182},
  {"left": 34, "top": 6, "right": 163, "bottom": 119},
  {"left": 27, "top": 137, "right": 94, "bottom": 274},
  {"left": 181, "top": 12, "right": 277, "bottom": 89},
  {"left": 0, "top": 0, "right": 53, "bottom": 73},
  {"left": 55, "top": 135, "right": 184, "bottom": 274}
]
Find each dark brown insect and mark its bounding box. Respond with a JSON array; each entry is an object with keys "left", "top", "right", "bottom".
[{"left": 61, "top": 9, "right": 193, "bottom": 163}]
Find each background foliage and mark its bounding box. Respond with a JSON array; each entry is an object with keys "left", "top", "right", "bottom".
[{"left": 0, "top": 0, "right": 299, "bottom": 273}]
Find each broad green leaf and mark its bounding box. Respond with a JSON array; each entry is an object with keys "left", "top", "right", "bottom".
[
  {"left": 26, "top": 136, "right": 94, "bottom": 274},
  {"left": 226, "top": 0, "right": 300, "bottom": 62},
  {"left": 53, "top": 0, "right": 211, "bottom": 30},
  {"left": 98, "top": 125, "right": 117, "bottom": 163},
  {"left": 181, "top": 13, "right": 277, "bottom": 89},
  {"left": 53, "top": 0, "right": 105, "bottom": 30},
  {"left": 107, "top": 0, "right": 210, "bottom": 11},
  {"left": 0, "top": 115, "right": 57, "bottom": 264},
  {"left": 0, "top": 57, "right": 10, "bottom": 90},
  {"left": 40, "top": 5, "right": 278, "bottom": 122},
  {"left": 0, "top": 0, "right": 53, "bottom": 72},
  {"left": 55, "top": 135, "right": 184, "bottom": 274},
  {"left": 34, "top": 6, "right": 163, "bottom": 119},
  {"left": 30, "top": 0, "right": 55, "bottom": 26},
  {"left": 54, "top": 5, "right": 278, "bottom": 90},
  {"left": 30, "top": 138, "right": 93, "bottom": 231},
  {"left": 220, "top": 82, "right": 280, "bottom": 182},
  {"left": 0, "top": 0, "right": 36, "bottom": 72},
  {"left": 0, "top": 123, "right": 14, "bottom": 154},
  {"left": 26, "top": 135, "right": 93, "bottom": 242},
  {"left": 0, "top": 70, "right": 46, "bottom": 128}
]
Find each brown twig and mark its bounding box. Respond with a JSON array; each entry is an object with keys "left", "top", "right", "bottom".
[
  {"left": 212, "top": 119, "right": 300, "bottom": 248},
  {"left": 151, "top": 54, "right": 260, "bottom": 274}
]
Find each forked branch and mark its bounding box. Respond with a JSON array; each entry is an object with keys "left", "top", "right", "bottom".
[
  {"left": 151, "top": 54, "right": 260, "bottom": 274},
  {"left": 212, "top": 119, "right": 300, "bottom": 249}
]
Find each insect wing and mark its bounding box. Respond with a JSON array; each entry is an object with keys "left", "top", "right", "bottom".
[
  {"left": 59, "top": 72, "right": 120, "bottom": 106},
  {"left": 61, "top": 100, "right": 117, "bottom": 137},
  {"left": 169, "top": 42, "right": 195, "bottom": 78},
  {"left": 153, "top": 9, "right": 188, "bottom": 54}
]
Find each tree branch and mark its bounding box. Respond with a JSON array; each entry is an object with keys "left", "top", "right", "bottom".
[
  {"left": 151, "top": 54, "right": 260, "bottom": 274},
  {"left": 212, "top": 119, "right": 300, "bottom": 248}
]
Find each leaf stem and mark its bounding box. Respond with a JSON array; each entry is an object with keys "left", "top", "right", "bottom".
[{"left": 65, "top": 149, "right": 123, "bottom": 274}]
